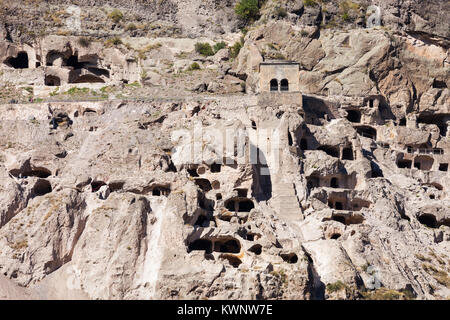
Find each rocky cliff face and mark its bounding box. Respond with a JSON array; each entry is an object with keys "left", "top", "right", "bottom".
[{"left": 0, "top": 0, "right": 448, "bottom": 300}]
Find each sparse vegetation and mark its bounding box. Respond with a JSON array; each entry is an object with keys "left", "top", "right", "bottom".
[
  {"left": 195, "top": 42, "right": 215, "bottom": 56},
  {"left": 362, "top": 288, "right": 415, "bottom": 300},
  {"left": 138, "top": 43, "right": 162, "bottom": 60},
  {"left": 10, "top": 240, "right": 28, "bottom": 250},
  {"left": 64, "top": 87, "right": 90, "bottom": 95},
  {"left": 230, "top": 39, "right": 244, "bottom": 59},
  {"left": 271, "top": 269, "right": 288, "bottom": 286},
  {"left": 108, "top": 9, "right": 124, "bottom": 23},
  {"left": 187, "top": 62, "right": 201, "bottom": 71},
  {"left": 213, "top": 41, "right": 227, "bottom": 53},
  {"left": 275, "top": 7, "right": 287, "bottom": 18},
  {"left": 234, "top": 0, "right": 261, "bottom": 23},
  {"left": 326, "top": 281, "right": 347, "bottom": 293},
  {"left": 422, "top": 263, "right": 450, "bottom": 287},
  {"left": 125, "top": 23, "right": 137, "bottom": 31},
  {"left": 415, "top": 253, "right": 432, "bottom": 262},
  {"left": 303, "top": 0, "right": 317, "bottom": 7},
  {"left": 126, "top": 81, "right": 141, "bottom": 88},
  {"left": 104, "top": 37, "right": 123, "bottom": 47}
]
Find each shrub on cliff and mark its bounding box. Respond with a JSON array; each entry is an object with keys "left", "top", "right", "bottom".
[
  {"left": 195, "top": 42, "right": 215, "bottom": 56},
  {"left": 234, "top": 0, "right": 260, "bottom": 22}
]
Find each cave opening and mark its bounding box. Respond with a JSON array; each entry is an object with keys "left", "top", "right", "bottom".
[
  {"left": 417, "top": 114, "right": 449, "bottom": 137},
  {"left": 45, "top": 75, "right": 61, "bottom": 86},
  {"left": 33, "top": 179, "right": 52, "bottom": 196},
  {"left": 418, "top": 214, "right": 437, "bottom": 229},
  {"left": 330, "top": 233, "right": 341, "bottom": 240},
  {"left": 194, "top": 214, "right": 211, "bottom": 227},
  {"left": 342, "top": 147, "right": 354, "bottom": 160},
  {"left": 318, "top": 145, "right": 339, "bottom": 158},
  {"left": 194, "top": 178, "right": 212, "bottom": 192},
  {"left": 397, "top": 159, "right": 412, "bottom": 169},
  {"left": 346, "top": 110, "right": 361, "bottom": 123},
  {"left": 188, "top": 239, "right": 212, "bottom": 254},
  {"left": 330, "top": 178, "right": 339, "bottom": 188},
  {"left": 66, "top": 54, "right": 87, "bottom": 69},
  {"left": 280, "top": 253, "right": 298, "bottom": 264},
  {"left": 356, "top": 126, "right": 377, "bottom": 140},
  {"left": 211, "top": 163, "right": 221, "bottom": 173},
  {"left": 237, "top": 199, "right": 254, "bottom": 212},
  {"left": 72, "top": 74, "right": 105, "bottom": 83},
  {"left": 248, "top": 244, "right": 262, "bottom": 255},
  {"left": 300, "top": 138, "right": 308, "bottom": 150},
  {"left": 4, "top": 51, "right": 29, "bottom": 69},
  {"left": 432, "top": 79, "right": 447, "bottom": 89},
  {"left": 214, "top": 239, "right": 240, "bottom": 253},
  {"left": 91, "top": 181, "right": 106, "bottom": 192},
  {"left": 332, "top": 216, "right": 346, "bottom": 224},
  {"left": 187, "top": 168, "right": 199, "bottom": 177}
]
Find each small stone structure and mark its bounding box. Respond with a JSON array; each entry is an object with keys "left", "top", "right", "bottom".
[
  {"left": 258, "top": 60, "right": 302, "bottom": 107},
  {"left": 259, "top": 60, "right": 300, "bottom": 92}
]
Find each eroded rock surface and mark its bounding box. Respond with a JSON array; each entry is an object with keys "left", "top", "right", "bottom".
[{"left": 0, "top": 0, "right": 448, "bottom": 300}]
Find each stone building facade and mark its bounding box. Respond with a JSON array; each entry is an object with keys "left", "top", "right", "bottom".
[{"left": 259, "top": 61, "right": 300, "bottom": 93}]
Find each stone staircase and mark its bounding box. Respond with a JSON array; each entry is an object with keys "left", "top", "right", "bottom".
[{"left": 271, "top": 179, "right": 302, "bottom": 219}]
